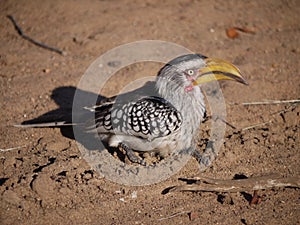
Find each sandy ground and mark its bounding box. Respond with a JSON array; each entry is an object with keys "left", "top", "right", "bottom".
[{"left": 1, "top": 0, "right": 299, "bottom": 224}]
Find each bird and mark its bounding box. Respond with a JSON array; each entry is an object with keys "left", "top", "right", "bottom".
[{"left": 16, "top": 54, "right": 247, "bottom": 166}]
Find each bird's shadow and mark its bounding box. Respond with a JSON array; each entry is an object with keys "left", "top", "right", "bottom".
[
  {"left": 20, "top": 83, "right": 156, "bottom": 159},
  {"left": 20, "top": 86, "right": 110, "bottom": 151}
]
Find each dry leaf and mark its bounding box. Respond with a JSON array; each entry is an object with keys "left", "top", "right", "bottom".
[
  {"left": 226, "top": 27, "right": 255, "bottom": 39},
  {"left": 226, "top": 28, "right": 239, "bottom": 38}
]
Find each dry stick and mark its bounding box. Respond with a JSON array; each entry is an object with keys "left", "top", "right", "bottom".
[
  {"left": 158, "top": 211, "right": 190, "bottom": 221},
  {"left": 0, "top": 145, "right": 27, "bottom": 152},
  {"left": 227, "top": 100, "right": 299, "bottom": 131},
  {"left": 241, "top": 121, "right": 272, "bottom": 131},
  {"left": 214, "top": 116, "right": 237, "bottom": 129},
  {"left": 204, "top": 115, "right": 237, "bottom": 130},
  {"left": 7, "top": 15, "right": 65, "bottom": 55},
  {"left": 169, "top": 174, "right": 300, "bottom": 193},
  {"left": 270, "top": 103, "right": 297, "bottom": 115},
  {"left": 231, "top": 99, "right": 300, "bottom": 106}
]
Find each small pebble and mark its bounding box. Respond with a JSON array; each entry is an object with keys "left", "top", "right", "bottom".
[
  {"left": 107, "top": 61, "right": 121, "bottom": 68},
  {"left": 189, "top": 211, "right": 199, "bottom": 221},
  {"left": 43, "top": 68, "right": 50, "bottom": 73},
  {"left": 131, "top": 191, "right": 137, "bottom": 199}
]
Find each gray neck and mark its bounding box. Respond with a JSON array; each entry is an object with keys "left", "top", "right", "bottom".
[{"left": 156, "top": 76, "right": 206, "bottom": 137}]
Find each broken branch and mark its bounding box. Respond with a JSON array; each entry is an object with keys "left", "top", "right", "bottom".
[
  {"left": 7, "top": 15, "right": 65, "bottom": 55},
  {"left": 0, "top": 145, "right": 27, "bottom": 152},
  {"left": 231, "top": 99, "right": 300, "bottom": 106},
  {"left": 168, "top": 174, "right": 300, "bottom": 193}
]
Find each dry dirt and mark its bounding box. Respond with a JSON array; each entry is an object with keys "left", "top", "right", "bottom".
[{"left": 1, "top": 0, "right": 299, "bottom": 224}]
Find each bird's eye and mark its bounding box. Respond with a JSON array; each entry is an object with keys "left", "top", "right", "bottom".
[{"left": 187, "top": 70, "right": 194, "bottom": 76}]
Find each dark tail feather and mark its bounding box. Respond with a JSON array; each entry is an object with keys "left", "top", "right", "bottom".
[{"left": 14, "top": 121, "right": 75, "bottom": 128}]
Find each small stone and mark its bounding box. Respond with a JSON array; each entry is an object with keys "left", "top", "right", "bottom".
[
  {"left": 131, "top": 191, "right": 137, "bottom": 199},
  {"left": 107, "top": 61, "right": 121, "bottom": 68},
  {"left": 82, "top": 170, "right": 93, "bottom": 180},
  {"left": 189, "top": 211, "right": 199, "bottom": 221},
  {"left": 119, "top": 198, "right": 125, "bottom": 202},
  {"left": 217, "top": 193, "right": 234, "bottom": 205},
  {"left": 43, "top": 68, "right": 50, "bottom": 73}
]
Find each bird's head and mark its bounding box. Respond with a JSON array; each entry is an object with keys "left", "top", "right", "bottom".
[{"left": 157, "top": 54, "right": 248, "bottom": 93}]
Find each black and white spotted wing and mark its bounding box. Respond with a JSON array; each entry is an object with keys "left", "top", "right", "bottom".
[{"left": 89, "top": 96, "right": 182, "bottom": 140}]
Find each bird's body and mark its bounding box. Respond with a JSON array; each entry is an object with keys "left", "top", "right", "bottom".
[
  {"left": 83, "top": 55, "right": 207, "bottom": 164},
  {"left": 87, "top": 84, "right": 205, "bottom": 159},
  {"left": 17, "top": 54, "right": 247, "bottom": 165}
]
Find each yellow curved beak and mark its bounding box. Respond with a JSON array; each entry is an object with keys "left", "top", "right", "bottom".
[{"left": 193, "top": 58, "right": 248, "bottom": 85}]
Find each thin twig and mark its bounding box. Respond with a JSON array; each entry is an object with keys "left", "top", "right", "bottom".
[
  {"left": 158, "top": 211, "right": 190, "bottom": 221},
  {"left": 0, "top": 145, "right": 27, "bottom": 152},
  {"left": 7, "top": 15, "right": 65, "bottom": 55},
  {"left": 205, "top": 115, "right": 237, "bottom": 130},
  {"left": 228, "top": 103, "right": 297, "bottom": 132},
  {"left": 213, "top": 116, "right": 237, "bottom": 129},
  {"left": 241, "top": 121, "right": 272, "bottom": 131},
  {"left": 270, "top": 104, "right": 296, "bottom": 115},
  {"left": 231, "top": 99, "right": 300, "bottom": 106},
  {"left": 168, "top": 174, "right": 300, "bottom": 193},
  {"left": 249, "top": 190, "right": 260, "bottom": 206}
]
